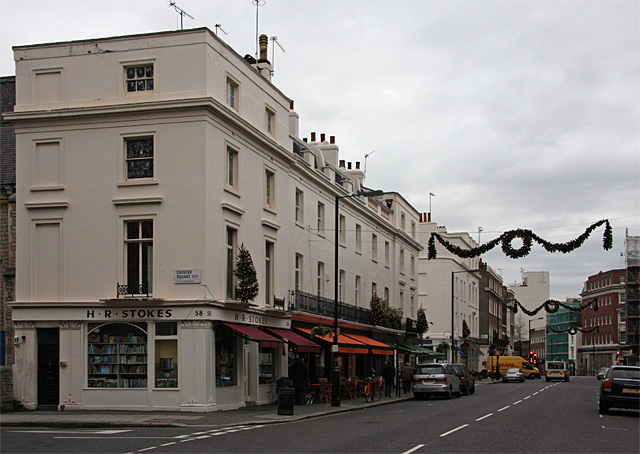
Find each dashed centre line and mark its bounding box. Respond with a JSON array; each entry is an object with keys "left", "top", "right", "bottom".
[
  {"left": 476, "top": 413, "right": 493, "bottom": 421},
  {"left": 440, "top": 424, "right": 469, "bottom": 437},
  {"left": 498, "top": 405, "right": 510, "bottom": 412}
]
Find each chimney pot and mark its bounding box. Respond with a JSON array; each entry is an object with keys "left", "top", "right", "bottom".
[
  {"left": 311, "top": 132, "right": 316, "bottom": 142},
  {"left": 330, "top": 136, "right": 335, "bottom": 144},
  {"left": 321, "top": 133, "right": 326, "bottom": 142},
  {"left": 290, "top": 100, "right": 294, "bottom": 110},
  {"left": 259, "top": 34, "right": 269, "bottom": 61},
  {"left": 339, "top": 160, "right": 346, "bottom": 168},
  {"left": 347, "top": 162, "right": 352, "bottom": 169},
  {"left": 428, "top": 212, "right": 432, "bottom": 222},
  {"left": 355, "top": 161, "right": 360, "bottom": 170},
  {"left": 303, "top": 138, "right": 307, "bottom": 143}
]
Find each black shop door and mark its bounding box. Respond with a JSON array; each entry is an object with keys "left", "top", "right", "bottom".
[{"left": 37, "top": 328, "right": 60, "bottom": 409}]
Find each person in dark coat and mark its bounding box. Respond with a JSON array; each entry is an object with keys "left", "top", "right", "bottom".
[
  {"left": 291, "top": 359, "right": 308, "bottom": 405},
  {"left": 382, "top": 360, "right": 396, "bottom": 397},
  {"left": 400, "top": 362, "right": 414, "bottom": 394}
]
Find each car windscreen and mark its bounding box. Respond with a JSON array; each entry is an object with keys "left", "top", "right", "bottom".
[
  {"left": 611, "top": 368, "right": 640, "bottom": 380},
  {"left": 417, "top": 365, "right": 444, "bottom": 375},
  {"left": 547, "top": 362, "right": 564, "bottom": 370}
]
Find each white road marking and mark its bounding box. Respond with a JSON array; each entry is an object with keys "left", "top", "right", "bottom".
[
  {"left": 138, "top": 447, "right": 157, "bottom": 452},
  {"left": 498, "top": 405, "right": 510, "bottom": 412},
  {"left": 402, "top": 444, "right": 425, "bottom": 454},
  {"left": 513, "top": 400, "right": 523, "bottom": 405},
  {"left": 524, "top": 396, "right": 531, "bottom": 400},
  {"left": 440, "top": 424, "right": 469, "bottom": 437},
  {"left": 11, "top": 429, "right": 133, "bottom": 434},
  {"left": 160, "top": 442, "right": 176, "bottom": 447},
  {"left": 476, "top": 413, "right": 493, "bottom": 421}
]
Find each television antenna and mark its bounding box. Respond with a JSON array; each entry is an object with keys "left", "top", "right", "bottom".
[
  {"left": 253, "top": 0, "right": 266, "bottom": 59},
  {"left": 168, "top": 1, "right": 194, "bottom": 30},
  {"left": 214, "top": 24, "right": 227, "bottom": 36},
  {"left": 270, "top": 36, "right": 286, "bottom": 75},
  {"left": 363, "top": 150, "right": 376, "bottom": 181}
]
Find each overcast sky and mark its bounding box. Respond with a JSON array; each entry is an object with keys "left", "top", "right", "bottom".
[{"left": 1, "top": 0, "right": 638, "bottom": 301}]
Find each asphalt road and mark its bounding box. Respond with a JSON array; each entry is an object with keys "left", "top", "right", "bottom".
[{"left": 2, "top": 377, "right": 638, "bottom": 453}]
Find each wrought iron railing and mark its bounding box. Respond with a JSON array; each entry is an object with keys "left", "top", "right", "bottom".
[
  {"left": 117, "top": 282, "right": 149, "bottom": 298},
  {"left": 288, "top": 290, "right": 372, "bottom": 325}
]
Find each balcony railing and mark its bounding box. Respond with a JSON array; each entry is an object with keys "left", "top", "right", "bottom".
[{"left": 288, "top": 290, "right": 372, "bottom": 325}]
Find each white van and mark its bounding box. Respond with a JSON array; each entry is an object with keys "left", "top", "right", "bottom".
[{"left": 545, "top": 361, "right": 569, "bottom": 382}]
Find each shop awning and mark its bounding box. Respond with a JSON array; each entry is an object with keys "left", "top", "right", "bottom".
[
  {"left": 265, "top": 328, "right": 322, "bottom": 353},
  {"left": 221, "top": 322, "right": 284, "bottom": 350},
  {"left": 461, "top": 340, "right": 483, "bottom": 356},
  {"left": 295, "top": 328, "right": 369, "bottom": 354},
  {"left": 342, "top": 333, "right": 393, "bottom": 356}
]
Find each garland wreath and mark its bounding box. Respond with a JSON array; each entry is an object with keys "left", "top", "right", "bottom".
[
  {"left": 511, "top": 297, "right": 599, "bottom": 316},
  {"left": 428, "top": 219, "right": 612, "bottom": 260},
  {"left": 547, "top": 325, "right": 599, "bottom": 335}
]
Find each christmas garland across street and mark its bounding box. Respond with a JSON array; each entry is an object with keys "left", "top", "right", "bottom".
[
  {"left": 428, "top": 219, "right": 612, "bottom": 260},
  {"left": 512, "top": 297, "right": 599, "bottom": 316},
  {"left": 547, "top": 325, "right": 599, "bottom": 335}
]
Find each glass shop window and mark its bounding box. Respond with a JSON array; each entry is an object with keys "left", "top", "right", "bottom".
[
  {"left": 155, "top": 322, "right": 178, "bottom": 388},
  {"left": 216, "top": 324, "right": 237, "bottom": 387}
]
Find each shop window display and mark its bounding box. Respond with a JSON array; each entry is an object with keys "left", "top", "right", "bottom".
[
  {"left": 87, "top": 322, "right": 147, "bottom": 388},
  {"left": 215, "top": 324, "right": 237, "bottom": 387}
]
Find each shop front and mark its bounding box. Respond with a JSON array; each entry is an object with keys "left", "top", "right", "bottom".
[{"left": 10, "top": 301, "right": 295, "bottom": 412}]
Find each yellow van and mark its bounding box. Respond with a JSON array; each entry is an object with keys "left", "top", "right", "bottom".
[
  {"left": 486, "top": 356, "right": 541, "bottom": 379},
  {"left": 545, "top": 360, "right": 569, "bottom": 382}
]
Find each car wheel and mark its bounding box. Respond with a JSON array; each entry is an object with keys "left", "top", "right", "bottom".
[
  {"left": 599, "top": 397, "right": 609, "bottom": 415},
  {"left": 462, "top": 385, "right": 469, "bottom": 396},
  {"left": 470, "top": 384, "right": 475, "bottom": 395},
  {"left": 545, "top": 377, "right": 550, "bottom": 382},
  {"left": 445, "top": 387, "right": 452, "bottom": 400}
]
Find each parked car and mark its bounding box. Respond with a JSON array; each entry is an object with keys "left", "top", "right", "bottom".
[
  {"left": 599, "top": 365, "right": 640, "bottom": 414},
  {"left": 412, "top": 363, "right": 461, "bottom": 399},
  {"left": 502, "top": 368, "right": 525, "bottom": 383},
  {"left": 596, "top": 367, "right": 609, "bottom": 381},
  {"left": 450, "top": 363, "right": 475, "bottom": 395}
]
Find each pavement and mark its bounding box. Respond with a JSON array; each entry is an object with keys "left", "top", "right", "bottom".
[{"left": 0, "top": 394, "right": 414, "bottom": 429}]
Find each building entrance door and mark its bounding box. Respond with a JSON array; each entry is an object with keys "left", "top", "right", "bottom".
[{"left": 37, "top": 328, "right": 59, "bottom": 409}]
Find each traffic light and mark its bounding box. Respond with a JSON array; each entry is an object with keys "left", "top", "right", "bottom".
[{"left": 529, "top": 350, "right": 534, "bottom": 361}]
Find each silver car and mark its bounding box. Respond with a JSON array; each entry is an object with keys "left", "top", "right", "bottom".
[{"left": 412, "top": 363, "right": 461, "bottom": 399}]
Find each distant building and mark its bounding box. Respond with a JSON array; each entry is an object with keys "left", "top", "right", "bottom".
[
  {"left": 0, "top": 75, "right": 16, "bottom": 410},
  {"left": 624, "top": 234, "right": 639, "bottom": 364},
  {"left": 417, "top": 218, "right": 481, "bottom": 370},
  {"left": 546, "top": 298, "right": 580, "bottom": 373},
  {"left": 578, "top": 269, "right": 626, "bottom": 374},
  {"left": 509, "top": 271, "right": 550, "bottom": 339}
]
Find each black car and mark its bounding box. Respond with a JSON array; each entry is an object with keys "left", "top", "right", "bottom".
[
  {"left": 450, "top": 363, "right": 475, "bottom": 395},
  {"left": 599, "top": 365, "right": 640, "bottom": 414}
]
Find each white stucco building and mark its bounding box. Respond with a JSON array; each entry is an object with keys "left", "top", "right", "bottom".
[
  {"left": 509, "top": 271, "right": 551, "bottom": 339},
  {"left": 6, "top": 28, "right": 420, "bottom": 412},
  {"left": 417, "top": 218, "right": 481, "bottom": 369}
]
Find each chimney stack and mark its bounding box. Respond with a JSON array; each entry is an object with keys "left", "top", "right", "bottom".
[
  {"left": 330, "top": 136, "right": 335, "bottom": 144},
  {"left": 321, "top": 133, "right": 326, "bottom": 142},
  {"left": 311, "top": 132, "right": 316, "bottom": 142}
]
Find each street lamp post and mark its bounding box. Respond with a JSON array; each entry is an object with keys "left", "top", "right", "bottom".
[
  {"left": 451, "top": 269, "right": 480, "bottom": 364},
  {"left": 332, "top": 189, "right": 383, "bottom": 407}
]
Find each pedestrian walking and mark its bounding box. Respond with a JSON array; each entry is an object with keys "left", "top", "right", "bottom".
[
  {"left": 400, "top": 362, "right": 414, "bottom": 394},
  {"left": 382, "top": 360, "right": 396, "bottom": 397}
]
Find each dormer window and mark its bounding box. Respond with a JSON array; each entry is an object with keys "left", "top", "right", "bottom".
[{"left": 126, "top": 64, "right": 154, "bottom": 92}]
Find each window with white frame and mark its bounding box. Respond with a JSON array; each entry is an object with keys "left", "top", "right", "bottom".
[
  {"left": 125, "top": 137, "right": 154, "bottom": 180},
  {"left": 317, "top": 262, "right": 325, "bottom": 297},
  {"left": 355, "top": 224, "right": 362, "bottom": 253},
  {"left": 399, "top": 249, "right": 405, "bottom": 275},
  {"left": 265, "top": 107, "right": 275, "bottom": 135},
  {"left": 355, "top": 275, "right": 361, "bottom": 306},
  {"left": 226, "top": 227, "right": 237, "bottom": 299},
  {"left": 265, "top": 241, "right": 274, "bottom": 305},
  {"left": 339, "top": 215, "right": 346, "bottom": 245},
  {"left": 410, "top": 255, "right": 415, "bottom": 278},
  {"left": 384, "top": 241, "right": 390, "bottom": 267},
  {"left": 227, "top": 77, "right": 239, "bottom": 110},
  {"left": 295, "top": 189, "right": 304, "bottom": 223},
  {"left": 401, "top": 212, "right": 406, "bottom": 231},
  {"left": 125, "top": 220, "right": 153, "bottom": 294},
  {"left": 372, "top": 233, "right": 378, "bottom": 261},
  {"left": 339, "top": 270, "right": 345, "bottom": 302},
  {"left": 317, "top": 202, "right": 325, "bottom": 236},
  {"left": 126, "top": 64, "right": 154, "bottom": 92},
  {"left": 384, "top": 287, "right": 389, "bottom": 302},
  {"left": 226, "top": 146, "right": 238, "bottom": 190},
  {"left": 372, "top": 282, "right": 377, "bottom": 295},
  {"left": 265, "top": 169, "right": 275, "bottom": 208},
  {"left": 295, "top": 254, "right": 303, "bottom": 291}
]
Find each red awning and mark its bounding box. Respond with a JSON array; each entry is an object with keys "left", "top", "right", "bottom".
[
  {"left": 265, "top": 328, "right": 322, "bottom": 353},
  {"left": 221, "top": 322, "right": 284, "bottom": 350},
  {"left": 342, "top": 333, "right": 394, "bottom": 356},
  {"left": 295, "top": 328, "right": 369, "bottom": 354}
]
